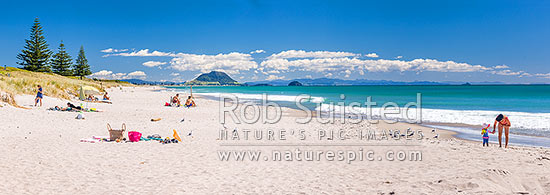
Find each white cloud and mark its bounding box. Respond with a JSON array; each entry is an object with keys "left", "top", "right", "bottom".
[
  {"left": 491, "top": 69, "right": 524, "bottom": 76},
  {"left": 101, "top": 48, "right": 129, "bottom": 53},
  {"left": 250, "top": 49, "right": 265, "bottom": 54},
  {"left": 142, "top": 61, "right": 167, "bottom": 67},
  {"left": 127, "top": 71, "right": 146, "bottom": 77},
  {"left": 266, "top": 70, "right": 280, "bottom": 74},
  {"left": 365, "top": 53, "right": 378, "bottom": 58},
  {"left": 260, "top": 57, "right": 491, "bottom": 73},
  {"left": 267, "top": 50, "right": 358, "bottom": 60},
  {"left": 104, "top": 49, "right": 258, "bottom": 73},
  {"left": 535, "top": 73, "right": 550, "bottom": 78},
  {"left": 266, "top": 75, "right": 285, "bottom": 80},
  {"left": 305, "top": 75, "right": 313, "bottom": 79},
  {"left": 104, "top": 49, "right": 175, "bottom": 57},
  {"left": 170, "top": 52, "right": 257, "bottom": 73},
  {"left": 90, "top": 70, "right": 146, "bottom": 80},
  {"left": 493, "top": 65, "right": 510, "bottom": 69},
  {"left": 103, "top": 49, "right": 546, "bottom": 80},
  {"left": 170, "top": 72, "right": 180, "bottom": 76}
]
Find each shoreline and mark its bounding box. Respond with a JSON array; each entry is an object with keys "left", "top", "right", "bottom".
[{"left": 170, "top": 87, "right": 549, "bottom": 149}]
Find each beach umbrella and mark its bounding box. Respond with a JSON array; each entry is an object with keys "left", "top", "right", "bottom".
[{"left": 79, "top": 86, "right": 100, "bottom": 100}]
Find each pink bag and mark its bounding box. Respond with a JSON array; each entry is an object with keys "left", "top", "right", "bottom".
[{"left": 128, "top": 131, "right": 142, "bottom": 142}]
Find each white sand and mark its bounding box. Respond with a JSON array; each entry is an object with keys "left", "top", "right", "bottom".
[{"left": 0, "top": 86, "right": 549, "bottom": 194}]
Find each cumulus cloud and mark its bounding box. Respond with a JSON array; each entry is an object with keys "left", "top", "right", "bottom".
[
  {"left": 101, "top": 48, "right": 129, "bottom": 53},
  {"left": 260, "top": 57, "right": 491, "bottom": 73},
  {"left": 170, "top": 72, "right": 180, "bottom": 76},
  {"left": 104, "top": 49, "right": 258, "bottom": 73},
  {"left": 104, "top": 49, "right": 175, "bottom": 57},
  {"left": 493, "top": 65, "right": 510, "bottom": 69},
  {"left": 103, "top": 48, "right": 545, "bottom": 80},
  {"left": 128, "top": 71, "right": 146, "bottom": 77},
  {"left": 535, "top": 73, "right": 550, "bottom": 78},
  {"left": 142, "top": 61, "right": 167, "bottom": 67},
  {"left": 250, "top": 49, "right": 265, "bottom": 54},
  {"left": 170, "top": 52, "right": 257, "bottom": 73},
  {"left": 365, "top": 53, "right": 378, "bottom": 58},
  {"left": 267, "top": 50, "right": 358, "bottom": 60},
  {"left": 266, "top": 75, "right": 285, "bottom": 80},
  {"left": 90, "top": 70, "right": 146, "bottom": 80}
]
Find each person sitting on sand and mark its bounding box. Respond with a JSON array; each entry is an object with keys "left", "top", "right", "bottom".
[
  {"left": 493, "top": 114, "right": 511, "bottom": 148},
  {"left": 184, "top": 96, "right": 196, "bottom": 108},
  {"left": 172, "top": 94, "right": 181, "bottom": 107},
  {"left": 35, "top": 85, "right": 43, "bottom": 107},
  {"left": 103, "top": 92, "right": 110, "bottom": 100}
]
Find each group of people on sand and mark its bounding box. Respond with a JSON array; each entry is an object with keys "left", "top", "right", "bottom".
[
  {"left": 171, "top": 94, "right": 196, "bottom": 108},
  {"left": 34, "top": 85, "right": 111, "bottom": 107}
]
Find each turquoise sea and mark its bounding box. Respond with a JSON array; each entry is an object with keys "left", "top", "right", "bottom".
[{"left": 166, "top": 85, "right": 550, "bottom": 147}]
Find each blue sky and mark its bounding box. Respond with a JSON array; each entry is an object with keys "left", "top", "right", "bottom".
[{"left": 1, "top": 0, "right": 549, "bottom": 83}]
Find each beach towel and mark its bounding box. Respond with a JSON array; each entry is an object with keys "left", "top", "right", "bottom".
[{"left": 173, "top": 129, "right": 182, "bottom": 142}]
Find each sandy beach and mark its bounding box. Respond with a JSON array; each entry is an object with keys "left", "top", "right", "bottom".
[{"left": 1, "top": 86, "right": 549, "bottom": 194}]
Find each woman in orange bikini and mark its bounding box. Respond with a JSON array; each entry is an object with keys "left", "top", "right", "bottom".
[{"left": 493, "top": 114, "right": 511, "bottom": 148}]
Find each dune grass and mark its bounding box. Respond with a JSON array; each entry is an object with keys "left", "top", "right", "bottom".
[{"left": 0, "top": 66, "right": 131, "bottom": 107}]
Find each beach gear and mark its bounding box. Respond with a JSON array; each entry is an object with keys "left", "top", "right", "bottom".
[
  {"left": 107, "top": 123, "right": 126, "bottom": 141},
  {"left": 78, "top": 86, "right": 101, "bottom": 100},
  {"left": 128, "top": 131, "right": 142, "bottom": 142},
  {"left": 173, "top": 130, "right": 182, "bottom": 142},
  {"left": 75, "top": 113, "right": 85, "bottom": 119},
  {"left": 80, "top": 138, "right": 98, "bottom": 143}
]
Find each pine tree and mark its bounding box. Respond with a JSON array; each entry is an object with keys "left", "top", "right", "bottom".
[
  {"left": 51, "top": 41, "right": 73, "bottom": 76},
  {"left": 73, "top": 45, "right": 91, "bottom": 79},
  {"left": 16, "top": 18, "right": 52, "bottom": 72}
]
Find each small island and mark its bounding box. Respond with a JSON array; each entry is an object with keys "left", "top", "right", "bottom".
[{"left": 288, "top": 81, "right": 303, "bottom": 86}]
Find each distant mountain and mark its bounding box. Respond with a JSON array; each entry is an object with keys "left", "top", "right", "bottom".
[
  {"left": 185, "top": 71, "right": 240, "bottom": 85},
  {"left": 288, "top": 81, "right": 303, "bottom": 86},
  {"left": 245, "top": 78, "right": 445, "bottom": 86},
  {"left": 121, "top": 79, "right": 184, "bottom": 85}
]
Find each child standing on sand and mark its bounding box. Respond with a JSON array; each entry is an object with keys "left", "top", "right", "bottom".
[{"left": 481, "top": 123, "right": 493, "bottom": 147}]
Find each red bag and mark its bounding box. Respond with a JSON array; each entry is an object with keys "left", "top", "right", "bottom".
[{"left": 128, "top": 131, "right": 142, "bottom": 142}]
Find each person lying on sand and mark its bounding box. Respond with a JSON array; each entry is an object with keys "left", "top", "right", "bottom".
[
  {"left": 67, "top": 102, "right": 83, "bottom": 111},
  {"left": 493, "top": 114, "right": 511, "bottom": 148},
  {"left": 184, "top": 96, "right": 196, "bottom": 108}
]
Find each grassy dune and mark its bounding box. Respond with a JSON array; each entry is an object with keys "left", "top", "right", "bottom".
[{"left": 0, "top": 67, "right": 131, "bottom": 107}]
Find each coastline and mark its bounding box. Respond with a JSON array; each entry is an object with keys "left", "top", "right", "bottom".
[{"left": 1, "top": 86, "right": 549, "bottom": 194}]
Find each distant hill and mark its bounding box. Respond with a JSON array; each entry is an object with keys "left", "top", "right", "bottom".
[
  {"left": 245, "top": 78, "right": 445, "bottom": 86},
  {"left": 120, "top": 79, "right": 183, "bottom": 85},
  {"left": 185, "top": 71, "right": 240, "bottom": 85},
  {"left": 288, "top": 81, "right": 303, "bottom": 86}
]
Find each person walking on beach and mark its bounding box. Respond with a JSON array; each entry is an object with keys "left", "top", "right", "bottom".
[
  {"left": 34, "top": 85, "right": 43, "bottom": 107},
  {"left": 493, "top": 114, "right": 511, "bottom": 148}
]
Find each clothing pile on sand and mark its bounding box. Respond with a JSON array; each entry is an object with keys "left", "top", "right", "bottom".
[{"left": 80, "top": 129, "right": 184, "bottom": 144}]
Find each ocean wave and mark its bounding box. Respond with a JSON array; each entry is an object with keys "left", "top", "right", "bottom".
[
  {"left": 315, "top": 104, "right": 550, "bottom": 131},
  {"left": 195, "top": 93, "right": 325, "bottom": 103}
]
